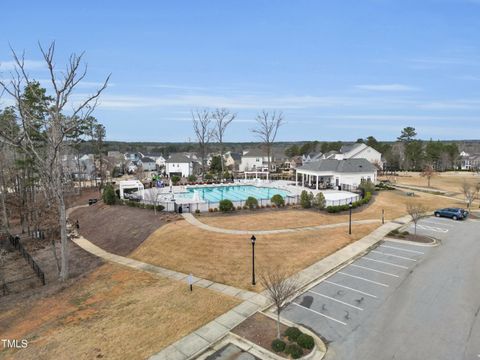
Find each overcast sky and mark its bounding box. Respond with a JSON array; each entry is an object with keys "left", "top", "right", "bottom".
[{"left": 1, "top": 0, "right": 479, "bottom": 142}]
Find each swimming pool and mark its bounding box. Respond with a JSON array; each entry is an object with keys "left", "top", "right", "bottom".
[{"left": 178, "top": 185, "right": 291, "bottom": 202}]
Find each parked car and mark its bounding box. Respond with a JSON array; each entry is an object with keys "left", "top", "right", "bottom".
[{"left": 434, "top": 208, "right": 469, "bottom": 220}]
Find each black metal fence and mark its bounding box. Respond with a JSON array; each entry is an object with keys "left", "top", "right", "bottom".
[{"left": 8, "top": 235, "right": 46, "bottom": 286}]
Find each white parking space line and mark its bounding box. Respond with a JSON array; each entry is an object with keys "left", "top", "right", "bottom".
[
  {"left": 292, "top": 302, "right": 347, "bottom": 326},
  {"left": 361, "top": 257, "right": 409, "bottom": 269},
  {"left": 323, "top": 280, "right": 378, "bottom": 299},
  {"left": 371, "top": 250, "right": 417, "bottom": 262},
  {"left": 350, "top": 264, "right": 400, "bottom": 278},
  {"left": 338, "top": 271, "right": 389, "bottom": 287},
  {"left": 308, "top": 289, "right": 364, "bottom": 310},
  {"left": 420, "top": 220, "right": 454, "bottom": 227},
  {"left": 380, "top": 244, "right": 424, "bottom": 255},
  {"left": 416, "top": 224, "right": 448, "bottom": 233}
]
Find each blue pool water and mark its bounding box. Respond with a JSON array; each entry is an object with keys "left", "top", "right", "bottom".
[{"left": 179, "top": 185, "right": 290, "bottom": 202}]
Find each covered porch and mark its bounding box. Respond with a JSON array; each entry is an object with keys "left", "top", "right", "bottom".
[{"left": 295, "top": 170, "right": 336, "bottom": 190}]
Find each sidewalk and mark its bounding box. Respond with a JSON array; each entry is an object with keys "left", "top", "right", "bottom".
[
  {"left": 151, "top": 214, "right": 412, "bottom": 360},
  {"left": 72, "top": 236, "right": 260, "bottom": 302},
  {"left": 182, "top": 213, "right": 380, "bottom": 235}
]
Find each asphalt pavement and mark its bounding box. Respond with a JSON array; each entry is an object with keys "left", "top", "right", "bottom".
[{"left": 283, "top": 216, "right": 480, "bottom": 360}]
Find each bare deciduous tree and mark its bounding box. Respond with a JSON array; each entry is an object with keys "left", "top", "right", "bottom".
[
  {"left": 144, "top": 186, "right": 163, "bottom": 215},
  {"left": 461, "top": 180, "right": 478, "bottom": 210},
  {"left": 192, "top": 109, "right": 213, "bottom": 175},
  {"left": 406, "top": 202, "right": 427, "bottom": 236},
  {"left": 420, "top": 164, "right": 436, "bottom": 188},
  {"left": 251, "top": 110, "right": 284, "bottom": 172},
  {"left": 260, "top": 267, "right": 300, "bottom": 339},
  {"left": 0, "top": 42, "right": 109, "bottom": 281},
  {"left": 212, "top": 108, "right": 235, "bottom": 178}
]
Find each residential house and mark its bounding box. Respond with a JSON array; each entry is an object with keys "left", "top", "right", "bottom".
[
  {"left": 458, "top": 151, "right": 480, "bottom": 170},
  {"left": 296, "top": 158, "right": 377, "bottom": 190},
  {"left": 322, "top": 143, "right": 382, "bottom": 167},
  {"left": 166, "top": 153, "right": 193, "bottom": 177},
  {"left": 224, "top": 151, "right": 242, "bottom": 170},
  {"left": 239, "top": 149, "right": 275, "bottom": 172},
  {"left": 302, "top": 152, "right": 323, "bottom": 163},
  {"left": 139, "top": 156, "right": 157, "bottom": 171}
]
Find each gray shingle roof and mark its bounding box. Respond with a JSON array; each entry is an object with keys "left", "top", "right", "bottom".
[
  {"left": 166, "top": 153, "right": 191, "bottom": 163},
  {"left": 297, "top": 158, "right": 377, "bottom": 173},
  {"left": 243, "top": 149, "right": 266, "bottom": 158}
]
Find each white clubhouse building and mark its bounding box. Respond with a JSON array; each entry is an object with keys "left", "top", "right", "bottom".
[{"left": 296, "top": 158, "right": 377, "bottom": 191}]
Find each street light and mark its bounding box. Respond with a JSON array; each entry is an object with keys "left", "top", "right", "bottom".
[
  {"left": 349, "top": 201, "right": 353, "bottom": 235},
  {"left": 251, "top": 235, "right": 256, "bottom": 285}
]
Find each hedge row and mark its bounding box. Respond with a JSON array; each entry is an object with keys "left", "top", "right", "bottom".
[
  {"left": 118, "top": 199, "right": 165, "bottom": 212},
  {"left": 326, "top": 192, "right": 372, "bottom": 213}
]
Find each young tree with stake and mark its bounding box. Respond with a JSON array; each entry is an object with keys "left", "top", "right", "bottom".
[
  {"left": 260, "top": 267, "right": 300, "bottom": 339},
  {"left": 406, "top": 202, "right": 427, "bottom": 237}
]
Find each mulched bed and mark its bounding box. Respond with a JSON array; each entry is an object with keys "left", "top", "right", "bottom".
[
  {"left": 71, "top": 203, "right": 181, "bottom": 256},
  {"left": 232, "top": 313, "right": 312, "bottom": 358},
  {"left": 388, "top": 233, "right": 434, "bottom": 243}
]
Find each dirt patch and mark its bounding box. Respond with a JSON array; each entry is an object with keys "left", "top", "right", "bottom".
[
  {"left": 232, "top": 313, "right": 312, "bottom": 358},
  {"left": 233, "top": 313, "right": 289, "bottom": 356},
  {"left": 387, "top": 233, "right": 434, "bottom": 244},
  {"left": 71, "top": 203, "right": 181, "bottom": 256}
]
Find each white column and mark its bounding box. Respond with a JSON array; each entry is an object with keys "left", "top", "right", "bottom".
[
  {"left": 296, "top": 171, "right": 298, "bottom": 186},
  {"left": 316, "top": 175, "right": 319, "bottom": 190},
  {"left": 302, "top": 172, "right": 305, "bottom": 187}
]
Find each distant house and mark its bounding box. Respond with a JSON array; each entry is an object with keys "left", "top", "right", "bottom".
[
  {"left": 139, "top": 156, "right": 157, "bottom": 171},
  {"left": 285, "top": 156, "right": 303, "bottom": 171},
  {"left": 155, "top": 155, "right": 166, "bottom": 168},
  {"left": 239, "top": 149, "right": 275, "bottom": 172},
  {"left": 302, "top": 152, "right": 323, "bottom": 163},
  {"left": 166, "top": 153, "right": 193, "bottom": 177},
  {"left": 314, "top": 143, "right": 382, "bottom": 167},
  {"left": 296, "top": 158, "right": 377, "bottom": 190},
  {"left": 459, "top": 151, "right": 480, "bottom": 170},
  {"left": 224, "top": 151, "right": 242, "bottom": 170}
]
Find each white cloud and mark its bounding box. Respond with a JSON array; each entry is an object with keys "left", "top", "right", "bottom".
[
  {"left": 0, "top": 60, "right": 45, "bottom": 71},
  {"left": 354, "top": 84, "right": 420, "bottom": 92}
]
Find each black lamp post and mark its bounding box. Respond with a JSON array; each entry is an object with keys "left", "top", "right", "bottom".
[
  {"left": 251, "top": 235, "right": 256, "bottom": 285},
  {"left": 349, "top": 201, "right": 353, "bottom": 235}
]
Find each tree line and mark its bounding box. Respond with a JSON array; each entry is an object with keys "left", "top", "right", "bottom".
[{"left": 284, "top": 126, "right": 460, "bottom": 171}]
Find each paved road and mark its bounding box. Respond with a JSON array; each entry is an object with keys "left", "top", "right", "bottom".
[{"left": 284, "top": 216, "right": 480, "bottom": 360}]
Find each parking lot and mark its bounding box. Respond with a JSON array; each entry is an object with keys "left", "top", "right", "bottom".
[
  {"left": 282, "top": 215, "right": 480, "bottom": 360},
  {"left": 283, "top": 237, "right": 431, "bottom": 342}
]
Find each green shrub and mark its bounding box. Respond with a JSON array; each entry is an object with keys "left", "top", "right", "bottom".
[
  {"left": 236, "top": 206, "right": 242, "bottom": 210},
  {"left": 102, "top": 184, "right": 116, "bottom": 205},
  {"left": 204, "top": 173, "right": 213, "bottom": 180},
  {"left": 271, "top": 339, "right": 286, "bottom": 353},
  {"left": 245, "top": 196, "right": 258, "bottom": 210},
  {"left": 300, "top": 190, "right": 313, "bottom": 209},
  {"left": 271, "top": 194, "right": 285, "bottom": 207},
  {"left": 313, "top": 192, "right": 326, "bottom": 210},
  {"left": 285, "top": 344, "right": 304, "bottom": 359},
  {"left": 213, "top": 208, "right": 218, "bottom": 212},
  {"left": 195, "top": 209, "right": 200, "bottom": 214},
  {"left": 187, "top": 175, "right": 197, "bottom": 182},
  {"left": 296, "top": 334, "right": 315, "bottom": 350},
  {"left": 171, "top": 175, "right": 181, "bottom": 185},
  {"left": 284, "top": 327, "right": 302, "bottom": 342},
  {"left": 358, "top": 179, "right": 375, "bottom": 196},
  {"left": 219, "top": 199, "right": 234, "bottom": 212}
]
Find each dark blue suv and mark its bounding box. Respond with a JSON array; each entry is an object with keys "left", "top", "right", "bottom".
[{"left": 434, "top": 208, "right": 469, "bottom": 220}]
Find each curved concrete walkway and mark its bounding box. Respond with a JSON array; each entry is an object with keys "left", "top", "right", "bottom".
[{"left": 182, "top": 213, "right": 381, "bottom": 235}]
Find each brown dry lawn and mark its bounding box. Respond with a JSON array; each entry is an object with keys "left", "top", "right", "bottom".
[
  {"left": 131, "top": 221, "right": 379, "bottom": 291},
  {"left": 0, "top": 263, "right": 238, "bottom": 360},
  {"left": 383, "top": 171, "right": 479, "bottom": 194},
  {"left": 197, "top": 190, "right": 465, "bottom": 231}
]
